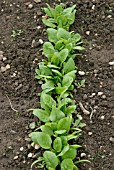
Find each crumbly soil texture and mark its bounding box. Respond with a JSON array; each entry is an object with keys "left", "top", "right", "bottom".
[{"left": 0, "top": 0, "right": 114, "bottom": 170}]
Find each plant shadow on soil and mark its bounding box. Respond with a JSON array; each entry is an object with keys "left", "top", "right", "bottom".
[{"left": 0, "top": 0, "right": 114, "bottom": 170}]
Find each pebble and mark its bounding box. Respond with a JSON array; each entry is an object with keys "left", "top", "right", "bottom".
[
  {"left": 28, "top": 153, "right": 33, "bottom": 158},
  {"left": 13, "top": 156, "right": 18, "bottom": 160},
  {"left": 34, "top": 0, "right": 41, "bottom": 2},
  {"left": 20, "top": 147, "right": 24, "bottom": 151},
  {"left": 37, "top": 26, "right": 41, "bottom": 29},
  {"left": 92, "top": 5, "right": 95, "bottom": 10},
  {"left": 78, "top": 71, "right": 85, "bottom": 76},
  {"left": 100, "top": 115, "right": 105, "bottom": 120},
  {"left": 88, "top": 132, "right": 93, "bottom": 136},
  {"left": 109, "top": 137, "right": 114, "bottom": 143},
  {"left": 35, "top": 144, "right": 40, "bottom": 150},
  {"left": 86, "top": 31, "right": 90, "bottom": 35},
  {"left": 6, "top": 64, "right": 10, "bottom": 69},
  {"left": 93, "top": 69, "right": 98, "bottom": 74},
  {"left": 109, "top": 61, "right": 114, "bottom": 66},
  {"left": 98, "top": 92, "right": 103, "bottom": 96},
  {"left": 107, "top": 15, "right": 112, "bottom": 18},
  {"left": 39, "top": 39, "right": 43, "bottom": 44},
  {"left": 1, "top": 66, "right": 6, "bottom": 72},
  {"left": 28, "top": 4, "right": 33, "bottom": 9},
  {"left": 81, "top": 153, "right": 86, "bottom": 157},
  {"left": 83, "top": 94, "right": 88, "bottom": 100},
  {"left": 3, "top": 57, "right": 7, "bottom": 61},
  {"left": 101, "top": 95, "right": 106, "bottom": 99}
]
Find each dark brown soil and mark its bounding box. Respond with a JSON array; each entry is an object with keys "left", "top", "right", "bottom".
[{"left": 0, "top": 0, "right": 114, "bottom": 170}]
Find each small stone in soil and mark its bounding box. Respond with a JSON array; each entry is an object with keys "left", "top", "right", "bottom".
[
  {"left": 13, "top": 155, "right": 18, "bottom": 160},
  {"left": 20, "top": 147, "right": 24, "bottom": 151},
  {"left": 28, "top": 153, "right": 33, "bottom": 158},
  {"left": 81, "top": 153, "right": 86, "bottom": 157},
  {"left": 109, "top": 61, "right": 114, "bottom": 65},
  {"left": 28, "top": 4, "right": 33, "bottom": 9},
  {"left": 88, "top": 132, "right": 92, "bottom": 136},
  {"left": 39, "top": 39, "right": 43, "bottom": 44},
  {"left": 101, "top": 115, "right": 105, "bottom": 120},
  {"left": 109, "top": 137, "right": 114, "bottom": 143},
  {"left": 78, "top": 71, "right": 85, "bottom": 76},
  {"left": 34, "top": 0, "right": 41, "bottom": 3},
  {"left": 86, "top": 31, "right": 90, "bottom": 35},
  {"left": 98, "top": 92, "right": 103, "bottom": 96}
]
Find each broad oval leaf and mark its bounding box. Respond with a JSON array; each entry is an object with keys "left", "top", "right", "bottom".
[
  {"left": 43, "top": 42, "right": 55, "bottom": 58},
  {"left": 57, "top": 117, "right": 71, "bottom": 132},
  {"left": 43, "top": 151, "right": 58, "bottom": 169},
  {"left": 40, "top": 125, "right": 53, "bottom": 136},
  {"left": 57, "top": 28, "right": 71, "bottom": 40},
  {"left": 61, "top": 159, "right": 74, "bottom": 170},
  {"left": 66, "top": 105, "right": 76, "bottom": 115},
  {"left": 61, "top": 146, "right": 77, "bottom": 160},
  {"left": 42, "top": 19, "right": 56, "bottom": 28},
  {"left": 50, "top": 106, "right": 65, "bottom": 122},
  {"left": 59, "top": 48, "right": 69, "bottom": 64},
  {"left": 58, "top": 145, "right": 69, "bottom": 157},
  {"left": 63, "top": 58, "right": 75, "bottom": 74},
  {"left": 40, "top": 93, "right": 56, "bottom": 109},
  {"left": 47, "top": 28, "right": 58, "bottom": 43},
  {"left": 33, "top": 109, "right": 50, "bottom": 122},
  {"left": 53, "top": 137, "right": 62, "bottom": 152},
  {"left": 31, "top": 132, "right": 52, "bottom": 149}
]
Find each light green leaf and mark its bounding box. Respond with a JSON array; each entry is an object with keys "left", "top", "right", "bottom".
[
  {"left": 73, "top": 46, "right": 85, "bottom": 50},
  {"left": 40, "top": 125, "right": 53, "bottom": 136},
  {"left": 62, "top": 75, "right": 73, "bottom": 88},
  {"left": 63, "top": 58, "right": 75, "bottom": 74},
  {"left": 61, "top": 159, "right": 74, "bottom": 170},
  {"left": 40, "top": 93, "right": 56, "bottom": 109},
  {"left": 33, "top": 109, "right": 50, "bottom": 122},
  {"left": 29, "top": 122, "right": 35, "bottom": 129},
  {"left": 31, "top": 132, "right": 52, "bottom": 149},
  {"left": 58, "top": 145, "right": 69, "bottom": 157},
  {"left": 58, "top": 48, "right": 68, "bottom": 64},
  {"left": 61, "top": 146, "right": 77, "bottom": 160},
  {"left": 57, "top": 28, "right": 71, "bottom": 40},
  {"left": 43, "top": 151, "right": 58, "bottom": 169},
  {"left": 63, "top": 5, "right": 76, "bottom": 14},
  {"left": 66, "top": 105, "right": 76, "bottom": 115},
  {"left": 55, "top": 130, "right": 66, "bottom": 135},
  {"left": 64, "top": 70, "right": 76, "bottom": 80},
  {"left": 42, "top": 80, "right": 54, "bottom": 90},
  {"left": 67, "top": 10, "right": 76, "bottom": 25},
  {"left": 57, "top": 117, "right": 71, "bottom": 132},
  {"left": 43, "top": 42, "right": 55, "bottom": 58},
  {"left": 42, "top": 19, "right": 56, "bottom": 28},
  {"left": 53, "top": 137, "right": 62, "bottom": 152},
  {"left": 47, "top": 28, "right": 58, "bottom": 43},
  {"left": 50, "top": 106, "right": 65, "bottom": 122}
]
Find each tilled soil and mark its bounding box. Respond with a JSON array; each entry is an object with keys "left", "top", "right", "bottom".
[{"left": 0, "top": 0, "right": 114, "bottom": 170}]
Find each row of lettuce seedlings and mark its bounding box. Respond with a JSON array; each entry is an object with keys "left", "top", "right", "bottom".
[{"left": 30, "top": 3, "right": 89, "bottom": 170}]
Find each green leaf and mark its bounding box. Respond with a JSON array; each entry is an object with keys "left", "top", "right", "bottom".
[
  {"left": 63, "top": 5, "right": 76, "bottom": 14},
  {"left": 43, "top": 7, "right": 53, "bottom": 17},
  {"left": 43, "top": 151, "right": 58, "bottom": 169},
  {"left": 64, "top": 70, "right": 76, "bottom": 80},
  {"left": 73, "top": 165, "right": 78, "bottom": 170},
  {"left": 43, "top": 42, "right": 55, "bottom": 58},
  {"left": 71, "top": 144, "right": 82, "bottom": 149},
  {"left": 40, "top": 125, "right": 53, "bottom": 136},
  {"left": 51, "top": 52, "right": 60, "bottom": 66},
  {"left": 73, "top": 46, "right": 85, "bottom": 50},
  {"left": 31, "top": 132, "right": 52, "bottom": 149},
  {"left": 57, "top": 117, "right": 71, "bottom": 133},
  {"left": 62, "top": 75, "right": 73, "bottom": 88},
  {"left": 33, "top": 109, "right": 50, "bottom": 122},
  {"left": 58, "top": 48, "right": 68, "bottom": 64},
  {"left": 50, "top": 106, "right": 65, "bottom": 122},
  {"left": 67, "top": 10, "right": 76, "bottom": 25},
  {"left": 47, "top": 28, "right": 58, "bottom": 43},
  {"left": 61, "top": 159, "right": 74, "bottom": 170},
  {"left": 53, "top": 137, "right": 62, "bottom": 152},
  {"left": 73, "top": 33, "right": 81, "bottom": 43},
  {"left": 61, "top": 146, "right": 77, "bottom": 160},
  {"left": 55, "top": 130, "right": 66, "bottom": 135},
  {"left": 40, "top": 93, "right": 56, "bottom": 109},
  {"left": 46, "top": 122, "right": 57, "bottom": 131},
  {"left": 57, "top": 28, "right": 71, "bottom": 40},
  {"left": 66, "top": 105, "right": 76, "bottom": 115},
  {"left": 63, "top": 58, "right": 75, "bottom": 74},
  {"left": 42, "top": 19, "right": 56, "bottom": 28},
  {"left": 58, "top": 145, "right": 69, "bottom": 157},
  {"left": 55, "top": 40, "right": 64, "bottom": 51},
  {"left": 52, "top": 69, "right": 62, "bottom": 77},
  {"left": 42, "top": 80, "right": 54, "bottom": 90}
]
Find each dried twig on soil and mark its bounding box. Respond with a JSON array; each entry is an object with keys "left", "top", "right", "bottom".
[
  {"left": 79, "top": 102, "right": 90, "bottom": 115},
  {"left": 6, "top": 94, "right": 18, "bottom": 113}
]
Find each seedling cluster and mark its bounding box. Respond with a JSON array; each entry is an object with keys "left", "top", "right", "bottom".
[{"left": 30, "top": 3, "right": 88, "bottom": 170}]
